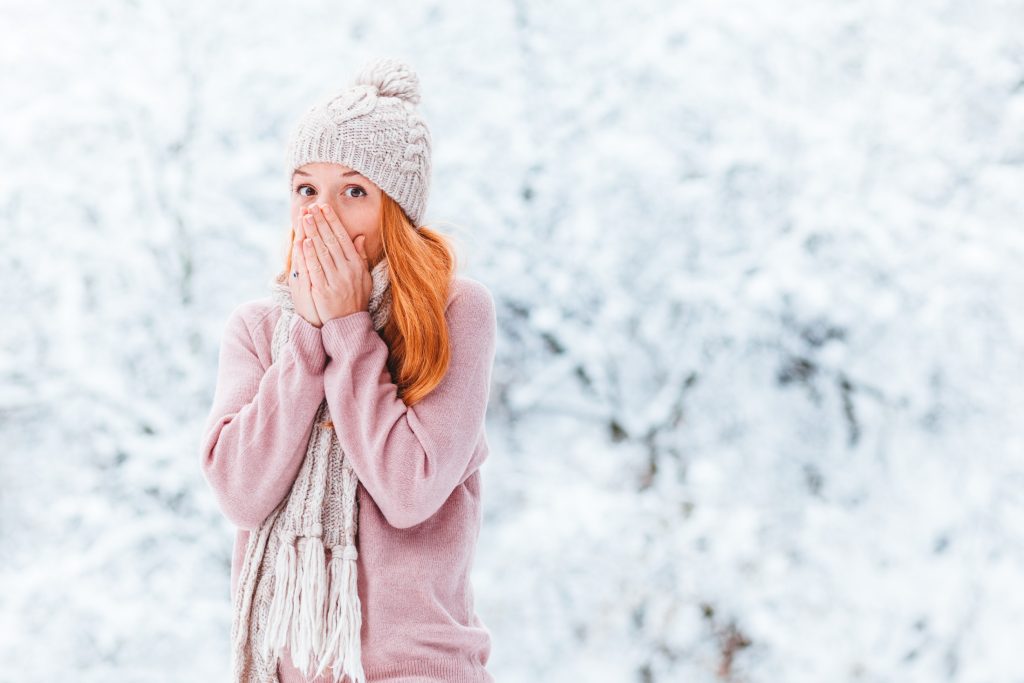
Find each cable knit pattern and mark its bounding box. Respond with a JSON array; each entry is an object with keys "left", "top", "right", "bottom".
[
  {"left": 284, "top": 57, "right": 432, "bottom": 226},
  {"left": 199, "top": 274, "right": 497, "bottom": 683}
]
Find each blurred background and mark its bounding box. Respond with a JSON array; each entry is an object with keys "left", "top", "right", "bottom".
[{"left": 2, "top": 0, "right": 1023, "bottom": 681}]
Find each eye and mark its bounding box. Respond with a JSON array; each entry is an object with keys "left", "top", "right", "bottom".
[
  {"left": 294, "top": 184, "right": 314, "bottom": 197},
  {"left": 345, "top": 186, "right": 367, "bottom": 198}
]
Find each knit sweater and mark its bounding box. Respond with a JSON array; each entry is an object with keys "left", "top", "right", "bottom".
[{"left": 199, "top": 274, "right": 497, "bottom": 683}]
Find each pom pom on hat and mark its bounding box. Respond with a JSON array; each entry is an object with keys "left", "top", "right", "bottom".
[{"left": 354, "top": 57, "right": 421, "bottom": 105}]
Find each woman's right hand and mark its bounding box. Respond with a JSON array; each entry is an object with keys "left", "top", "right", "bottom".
[{"left": 289, "top": 209, "right": 323, "bottom": 328}]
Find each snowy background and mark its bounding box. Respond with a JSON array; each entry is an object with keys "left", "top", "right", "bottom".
[{"left": 2, "top": 0, "right": 1023, "bottom": 681}]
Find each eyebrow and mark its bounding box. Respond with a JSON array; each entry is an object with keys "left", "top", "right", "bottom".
[{"left": 293, "top": 170, "right": 364, "bottom": 179}]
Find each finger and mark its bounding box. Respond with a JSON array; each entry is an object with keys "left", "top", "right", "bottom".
[
  {"left": 356, "top": 235, "right": 370, "bottom": 269},
  {"left": 292, "top": 247, "right": 322, "bottom": 322},
  {"left": 315, "top": 204, "right": 351, "bottom": 266},
  {"left": 303, "top": 238, "right": 329, "bottom": 292},
  {"left": 301, "top": 206, "right": 322, "bottom": 244},
  {"left": 292, "top": 241, "right": 315, "bottom": 299},
  {"left": 306, "top": 209, "right": 335, "bottom": 264},
  {"left": 302, "top": 207, "right": 317, "bottom": 237},
  {"left": 318, "top": 204, "right": 359, "bottom": 263},
  {"left": 290, "top": 232, "right": 306, "bottom": 281},
  {"left": 309, "top": 211, "right": 338, "bottom": 286}
]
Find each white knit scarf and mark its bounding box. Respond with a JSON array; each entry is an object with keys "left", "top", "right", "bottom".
[{"left": 230, "top": 258, "right": 393, "bottom": 683}]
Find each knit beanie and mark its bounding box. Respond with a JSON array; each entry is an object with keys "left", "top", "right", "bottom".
[{"left": 284, "top": 56, "right": 432, "bottom": 226}]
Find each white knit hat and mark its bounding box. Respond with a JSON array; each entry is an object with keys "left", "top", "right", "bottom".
[{"left": 284, "top": 56, "right": 432, "bottom": 225}]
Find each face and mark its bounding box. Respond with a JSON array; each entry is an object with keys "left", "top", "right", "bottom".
[{"left": 290, "top": 162, "right": 384, "bottom": 266}]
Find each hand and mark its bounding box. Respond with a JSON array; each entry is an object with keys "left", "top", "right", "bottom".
[
  {"left": 288, "top": 223, "right": 323, "bottom": 328},
  {"left": 301, "top": 203, "right": 373, "bottom": 323}
]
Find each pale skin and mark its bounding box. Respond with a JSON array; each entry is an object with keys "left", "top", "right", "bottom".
[{"left": 288, "top": 162, "right": 385, "bottom": 328}]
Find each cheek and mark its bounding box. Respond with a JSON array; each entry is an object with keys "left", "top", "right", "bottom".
[{"left": 346, "top": 211, "right": 377, "bottom": 233}]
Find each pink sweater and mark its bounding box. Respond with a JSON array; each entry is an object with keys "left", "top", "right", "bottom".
[{"left": 199, "top": 274, "right": 497, "bottom": 683}]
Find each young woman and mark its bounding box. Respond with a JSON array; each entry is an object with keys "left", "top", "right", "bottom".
[{"left": 199, "top": 57, "right": 497, "bottom": 683}]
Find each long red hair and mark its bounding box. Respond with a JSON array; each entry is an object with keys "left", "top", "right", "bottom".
[{"left": 275, "top": 193, "right": 456, "bottom": 407}]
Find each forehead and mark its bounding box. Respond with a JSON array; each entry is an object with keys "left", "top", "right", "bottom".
[{"left": 293, "top": 163, "right": 364, "bottom": 179}]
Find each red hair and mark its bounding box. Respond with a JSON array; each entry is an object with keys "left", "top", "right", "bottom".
[{"left": 275, "top": 193, "right": 456, "bottom": 408}]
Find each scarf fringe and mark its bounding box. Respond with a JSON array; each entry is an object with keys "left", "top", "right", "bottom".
[
  {"left": 290, "top": 533, "right": 327, "bottom": 677},
  {"left": 314, "top": 545, "right": 365, "bottom": 683},
  {"left": 258, "top": 534, "right": 365, "bottom": 683},
  {"left": 260, "top": 534, "right": 298, "bottom": 661}
]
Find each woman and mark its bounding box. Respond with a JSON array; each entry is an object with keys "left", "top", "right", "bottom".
[{"left": 199, "top": 57, "right": 497, "bottom": 683}]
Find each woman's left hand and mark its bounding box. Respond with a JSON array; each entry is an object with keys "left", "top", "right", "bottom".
[{"left": 301, "top": 203, "right": 373, "bottom": 323}]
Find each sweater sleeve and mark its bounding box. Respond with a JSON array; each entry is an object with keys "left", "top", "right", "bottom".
[
  {"left": 320, "top": 279, "right": 497, "bottom": 530},
  {"left": 199, "top": 303, "right": 329, "bottom": 530}
]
